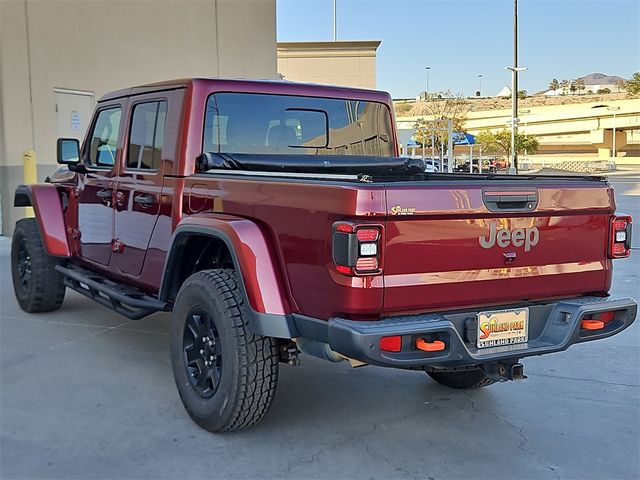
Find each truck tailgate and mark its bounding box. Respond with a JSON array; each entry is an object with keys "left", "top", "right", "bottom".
[{"left": 383, "top": 180, "right": 614, "bottom": 314}]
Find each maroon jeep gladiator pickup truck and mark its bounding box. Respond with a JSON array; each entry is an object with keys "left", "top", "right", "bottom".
[{"left": 11, "top": 78, "right": 637, "bottom": 432}]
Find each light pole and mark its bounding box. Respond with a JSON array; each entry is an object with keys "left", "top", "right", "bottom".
[
  {"left": 425, "top": 66, "right": 431, "bottom": 100},
  {"left": 505, "top": 0, "right": 526, "bottom": 174},
  {"left": 505, "top": 67, "right": 527, "bottom": 173},
  {"left": 333, "top": 0, "right": 337, "bottom": 41},
  {"left": 477, "top": 74, "right": 483, "bottom": 96}
]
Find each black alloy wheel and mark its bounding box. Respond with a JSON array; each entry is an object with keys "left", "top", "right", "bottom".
[
  {"left": 183, "top": 307, "right": 223, "bottom": 398},
  {"left": 16, "top": 239, "right": 33, "bottom": 288}
]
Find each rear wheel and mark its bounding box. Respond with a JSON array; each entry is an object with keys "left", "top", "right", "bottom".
[
  {"left": 426, "top": 367, "right": 496, "bottom": 389},
  {"left": 11, "top": 218, "right": 66, "bottom": 313},
  {"left": 170, "top": 269, "right": 279, "bottom": 432}
]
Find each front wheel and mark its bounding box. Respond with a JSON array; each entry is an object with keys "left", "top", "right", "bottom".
[
  {"left": 170, "top": 269, "right": 279, "bottom": 432},
  {"left": 426, "top": 367, "right": 496, "bottom": 389}
]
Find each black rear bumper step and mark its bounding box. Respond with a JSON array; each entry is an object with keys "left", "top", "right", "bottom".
[
  {"left": 324, "top": 295, "right": 637, "bottom": 368},
  {"left": 56, "top": 264, "right": 167, "bottom": 320}
]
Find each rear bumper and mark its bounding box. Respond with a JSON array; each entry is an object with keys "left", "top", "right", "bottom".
[{"left": 316, "top": 295, "right": 637, "bottom": 368}]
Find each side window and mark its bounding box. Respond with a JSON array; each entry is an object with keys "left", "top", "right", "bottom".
[
  {"left": 88, "top": 107, "right": 122, "bottom": 167},
  {"left": 127, "top": 101, "right": 167, "bottom": 170}
]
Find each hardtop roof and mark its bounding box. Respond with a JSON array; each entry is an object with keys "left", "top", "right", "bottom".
[{"left": 98, "top": 77, "right": 391, "bottom": 103}]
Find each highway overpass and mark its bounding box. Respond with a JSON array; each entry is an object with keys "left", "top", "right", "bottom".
[{"left": 396, "top": 98, "right": 640, "bottom": 165}]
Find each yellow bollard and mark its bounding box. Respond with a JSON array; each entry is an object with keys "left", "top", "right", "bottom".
[{"left": 23, "top": 150, "right": 37, "bottom": 218}]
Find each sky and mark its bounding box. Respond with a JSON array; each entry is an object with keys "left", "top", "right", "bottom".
[{"left": 277, "top": 0, "right": 640, "bottom": 98}]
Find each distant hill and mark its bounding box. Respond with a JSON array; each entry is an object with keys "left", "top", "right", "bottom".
[{"left": 576, "top": 73, "right": 626, "bottom": 86}]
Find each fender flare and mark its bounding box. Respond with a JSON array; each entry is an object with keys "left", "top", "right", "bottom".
[
  {"left": 159, "top": 214, "right": 297, "bottom": 339},
  {"left": 14, "top": 184, "right": 70, "bottom": 257}
]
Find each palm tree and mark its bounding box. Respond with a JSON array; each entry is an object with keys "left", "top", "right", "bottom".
[
  {"left": 548, "top": 79, "right": 560, "bottom": 91},
  {"left": 569, "top": 81, "right": 577, "bottom": 95},
  {"left": 575, "top": 79, "right": 585, "bottom": 95},
  {"left": 560, "top": 79, "right": 570, "bottom": 95}
]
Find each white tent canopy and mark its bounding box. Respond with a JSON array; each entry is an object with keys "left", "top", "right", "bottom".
[{"left": 495, "top": 85, "right": 512, "bottom": 97}]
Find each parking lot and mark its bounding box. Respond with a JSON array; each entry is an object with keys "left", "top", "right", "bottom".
[{"left": 1, "top": 171, "right": 638, "bottom": 480}]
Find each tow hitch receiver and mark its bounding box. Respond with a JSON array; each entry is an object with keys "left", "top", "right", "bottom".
[
  {"left": 510, "top": 363, "right": 525, "bottom": 380},
  {"left": 483, "top": 361, "right": 526, "bottom": 382}
]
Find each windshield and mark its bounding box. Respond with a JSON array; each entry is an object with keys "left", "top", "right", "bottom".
[{"left": 203, "top": 93, "right": 393, "bottom": 156}]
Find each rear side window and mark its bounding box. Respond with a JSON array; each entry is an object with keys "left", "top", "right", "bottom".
[
  {"left": 127, "top": 101, "right": 167, "bottom": 170},
  {"left": 203, "top": 93, "right": 393, "bottom": 156},
  {"left": 88, "top": 107, "right": 122, "bottom": 167}
]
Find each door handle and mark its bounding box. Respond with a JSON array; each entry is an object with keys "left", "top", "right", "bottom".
[{"left": 133, "top": 194, "right": 155, "bottom": 207}]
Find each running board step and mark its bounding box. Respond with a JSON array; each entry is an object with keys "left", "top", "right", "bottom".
[{"left": 56, "top": 264, "right": 168, "bottom": 320}]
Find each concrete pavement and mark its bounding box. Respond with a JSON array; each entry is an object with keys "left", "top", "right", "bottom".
[{"left": 1, "top": 174, "right": 638, "bottom": 479}]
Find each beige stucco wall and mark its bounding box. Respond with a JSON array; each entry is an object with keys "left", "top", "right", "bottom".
[
  {"left": 0, "top": 0, "right": 276, "bottom": 234},
  {"left": 277, "top": 41, "right": 380, "bottom": 90}
]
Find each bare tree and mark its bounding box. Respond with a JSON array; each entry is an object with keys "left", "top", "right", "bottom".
[{"left": 413, "top": 91, "right": 470, "bottom": 154}]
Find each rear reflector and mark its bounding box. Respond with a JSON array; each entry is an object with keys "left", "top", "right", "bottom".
[
  {"left": 379, "top": 336, "right": 402, "bottom": 352},
  {"left": 356, "top": 256, "right": 378, "bottom": 272},
  {"left": 416, "top": 338, "right": 446, "bottom": 352}
]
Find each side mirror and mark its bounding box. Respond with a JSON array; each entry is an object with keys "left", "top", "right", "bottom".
[{"left": 56, "top": 138, "right": 80, "bottom": 165}]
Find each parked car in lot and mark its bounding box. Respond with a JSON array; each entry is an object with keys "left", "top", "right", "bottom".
[
  {"left": 12, "top": 78, "right": 637, "bottom": 433},
  {"left": 491, "top": 157, "right": 508, "bottom": 170},
  {"left": 453, "top": 157, "right": 497, "bottom": 173}
]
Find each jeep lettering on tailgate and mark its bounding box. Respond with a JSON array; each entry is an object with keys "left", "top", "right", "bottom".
[{"left": 479, "top": 222, "right": 540, "bottom": 251}]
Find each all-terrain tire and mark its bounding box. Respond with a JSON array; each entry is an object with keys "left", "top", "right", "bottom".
[
  {"left": 170, "top": 269, "right": 279, "bottom": 432},
  {"left": 426, "top": 367, "right": 496, "bottom": 389},
  {"left": 11, "top": 218, "right": 66, "bottom": 313}
]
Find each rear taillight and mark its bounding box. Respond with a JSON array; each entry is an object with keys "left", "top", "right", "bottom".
[
  {"left": 333, "top": 222, "right": 382, "bottom": 276},
  {"left": 609, "top": 215, "right": 632, "bottom": 259}
]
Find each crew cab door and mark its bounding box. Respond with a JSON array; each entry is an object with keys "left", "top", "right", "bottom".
[
  {"left": 112, "top": 98, "right": 168, "bottom": 276},
  {"left": 76, "top": 105, "right": 123, "bottom": 266}
]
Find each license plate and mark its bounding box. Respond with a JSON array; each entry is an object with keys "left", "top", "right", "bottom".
[{"left": 477, "top": 308, "right": 529, "bottom": 348}]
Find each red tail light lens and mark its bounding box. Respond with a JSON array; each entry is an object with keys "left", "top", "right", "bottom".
[
  {"left": 336, "top": 265, "right": 352, "bottom": 275},
  {"left": 612, "top": 243, "right": 626, "bottom": 255},
  {"left": 609, "top": 215, "right": 632, "bottom": 259},
  {"left": 356, "top": 228, "right": 379, "bottom": 242},
  {"left": 612, "top": 219, "right": 627, "bottom": 231},
  {"left": 356, "top": 256, "right": 378, "bottom": 272},
  {"left": 335, "top": 223, "right": 354, "bottom": 233}
]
